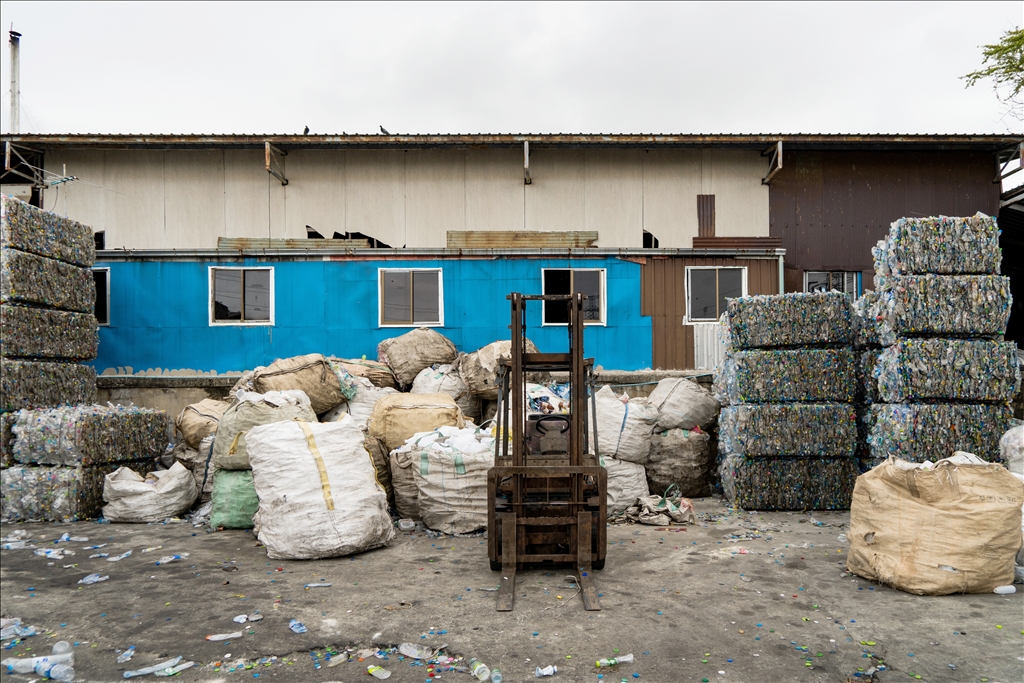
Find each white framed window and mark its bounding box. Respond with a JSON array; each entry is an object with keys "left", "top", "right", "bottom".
[
  {"left": 541, "top": 268, "right": 606, "bottom": 325},
  {"left": 805, "top": 271, "right": 861, "bottom": 297},
  {"left": 685, "top": 266, "right": 746, "bottom": 323},
  {"left": 378, "top": 268, "right": 444, "bottom": 327},
  {"left": 92, "top": 267, "right": 110, "bottom": 326},
  {"left": 209, "top": 267, "right": 274, "bottom": 326}
]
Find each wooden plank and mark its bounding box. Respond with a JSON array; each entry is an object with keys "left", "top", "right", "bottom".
[
  {"left": 447, "top": 230, "right": 598, "bottom": 249},
  {"left": 217, "top": 237, "right": 370, "bottom": 249},
  {"left": 496, "top": 512, "right": 517, "bottom": 612},
  {"left": 577, "top": 511, "right": 601, "bottom": 610},
  {"left": 697, "top": 194, "right": 716, "bottom": 237},
  {"left": 692, "top": 236, "right": 782, "bottom": 248}
]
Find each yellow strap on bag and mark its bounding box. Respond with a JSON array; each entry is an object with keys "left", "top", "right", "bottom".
[{"left": 298, "top": 421, "right": 335, "bottom": 510}]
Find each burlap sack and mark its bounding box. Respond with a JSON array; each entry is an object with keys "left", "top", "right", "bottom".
[
  {"left": 175, "top": 398, "right": 230, "bottom": 449},
  {"left": 390, "top": 448, "right": 420, "bottom": 520},
  {"left": 213, "top": 390, "right": 317, "bottom": 470},
  {"left": 377, "top": 328, "right": 458, "bottom": 389},
  {"left": 252, "top": 354, "right": 345, "bottom": 414},
  {"left": 847, "top": 454, "right": 1024, "bottom": 595},
  {"left": 367, "top": 393, "right": 465, "bottom": 452},
  {"left": 329, "top": 357, "right": 399, "bottom": 390},
  {"left": 460, "top": 339, "right": 541, "bottom": 400}
]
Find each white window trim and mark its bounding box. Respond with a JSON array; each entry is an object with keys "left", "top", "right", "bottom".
[
  {"left": 92, "top": 267, "right": 110, "bottom": 327},
  {"left": 377, "top": 268, "right": 445, "bottom": 328},
  {"left": 208, "top": 266, "right": 275, "bottom": 327},
  {"left": 540, "top": 267, "right": 607, "bottom": 326},
  {"left": 684, "top": 265, "right": 748, "bottom": 325}
]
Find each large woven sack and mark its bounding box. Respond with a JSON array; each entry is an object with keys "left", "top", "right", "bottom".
[
  {"left": 210, "top": 469, "right": 259, "bottom": 529},
  {"left": 329, "top": 357, "right": 398, "bottom": 390},
  {"left": 102, "top": 462, "right": 198, "bottom": 523},
  {"left": 648, "top": 378, "right": 719, "bottom": 430},
  {"left": 213, "top": 390, "right": 317, "bottom": 470},
  {"left": 847, "top": 453, "right": 1024, "bottom": 595},
  {"left": 413, "top": 428, "right": 494, "bottom": 534},
  {"left": 390, "top": 448, "right": 420, "bottom": 519},
  {"left": 646, "top": 428, "right": 712, "bottom": 497},
  {"left": 588, "top": 386, "right": 658, "bottom": 464},
  {"left": 363, "top": 434, "right": 393, "bottom": 500},
  {"left": 368, "top": 393, "right": 465, "bottom": 452},
  {"left": 338, "top": 378, "right": 398, "bottom": 429},
  {"left": 252, "top": 354, "right": 345, "bottom": 414},
  {"left": 377, "top": 328, "right": 458, "bottom": 389},
  {"left": 460, "top": 339, "right": 541, "bottom": 399},
  {"left": 604, "top": 456, "right": 649, "bottom": 514},
  {"left": 1001, "top": 424, "right": 1023, "bottom": 475},
  {"left": 175, "top": 398, "right": 230, "bottom": 449},
  {"left": 411, "top": 363, "right": 480, "bottom": 420},
  {"left": 247, "top": 417, "right": 395, "bottom": 560}
]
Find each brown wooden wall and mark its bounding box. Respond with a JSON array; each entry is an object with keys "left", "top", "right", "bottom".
[
  {"left": 641, "top": 256, "right": 780, "bottom": 369},
  {"left": 770, "top": 150, "right": 1000, "bottom": 291}
]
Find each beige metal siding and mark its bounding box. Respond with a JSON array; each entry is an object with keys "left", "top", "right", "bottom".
[
  {"left": 465, "top": 149, "right": 524, "bottom": 234},
  {"left": 585, "top": 150, "right": 643, "bottom": 248},
  {"left": 406, "top": 149, "right": 466, "bottom": 248}
]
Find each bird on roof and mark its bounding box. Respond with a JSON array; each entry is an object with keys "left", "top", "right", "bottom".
[
  {"left": 380, "top": 125, "right": 390, "bottom": 135},
  {"left": 303, "top": 126, "right": 309, "bottom": 135}
]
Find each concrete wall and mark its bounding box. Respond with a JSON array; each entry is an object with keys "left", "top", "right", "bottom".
[
  {"left": 47, "top": 148, "right": 770, "bottom": 249},
  {"left": 90, "top": 255, "right": 652, "bottom": 375}
]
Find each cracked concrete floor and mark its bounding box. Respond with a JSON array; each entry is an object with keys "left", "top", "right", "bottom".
[{"left": 2, "top": 497, "right": 1022, "bottom": 683}]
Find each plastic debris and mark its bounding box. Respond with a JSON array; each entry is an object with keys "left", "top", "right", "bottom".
[
  {"left": 874, "top": 339, "right": 1020, "bottom": 403},
  {"left": 367, "top": 664, "right": 392, "bottom": 679},
  {"left": 719, "top": 404, "right": 857, "bottom": 457},
  {"left": 398, "top": 643, "right": 434, "bottom": 659},
  {"left": 0, "top": 359, "right": 96, "bottom": 413},
  {"left": 1, "top": 462, "right": 142, "bottom": 522},
  {"left": 78, "top": 573, "right": 109, "bottom": 585},
  {"left": 205, "top": 632, "right": 240, "bottom": 642},
  {"left": 288, "top": 619, "right": 307, "bottom": 633},
  {"left": 123, "top": 656, "right": 183, "bottom": 679},
  {"left": 596, "top": 653, "right": 634, "bottom": 667},
  {"left": 724, "top": 292, "right": 853, "bottom": 350},
  {"left": 535, "top": 664, "right": 558, "bottom": 677},
  {"left": 868, "top": 403, "right": 1012, "bottom": 462},
  {"left": 117, "top": 646, "right": 136, "bottom": 663},
  {"left": 0, "top": 305, "right": 98, "bottom": 361},
  {"left": 153, "top": 660, "right": 194, "bottom": 676},
  {"left": 1, "top": 196, "right": 95, "bottom": 267},
  {"left": 719, "top": 454, "right": 858, "bottom": 511},
  {"left": 715, "top": 349, "right": 856, "bottom": 403}
]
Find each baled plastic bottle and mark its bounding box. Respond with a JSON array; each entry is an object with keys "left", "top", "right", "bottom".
[{"left": 469, "top": 658, "right": 491, "bottom": 681}]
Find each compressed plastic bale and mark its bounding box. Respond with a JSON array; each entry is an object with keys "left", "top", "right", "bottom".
[
  {"left": 101, "top": 462, "right": 198, "bottom": 523},
  {"left": 724, "top": 292, "right": 853, "bottom": 350},
  {"left": 588, "top": 386, "right": 657, "bottom": 464},
  {"left": 413, "top": 426, "right": 495, "bottom": 534},
  {"left": 175, "top": 398, "right": 230, "bottom": 449},
  {"left": 718, "top": 453, "right": 858, "bottom": 511},
  {"left": 857, "top": 349, "right": 882, "bottom": 404},
  {"left": 377, "top": 327, "right": 458, "bottom": 389},
  {"left": 881, "top": 213, "right": 1002, "bottom": 275},
  {"left": 868, "top": 403, "right": 1013, "bottom": 462},
  {"left": 0, "top": 412, "right": 15, "bottom": 468},
  {"left": 0, "top": 359, "right": 96, "bottom": 412},
  {"left": 0, "top": 195, "right": 95, "bottom": 267},
  {"left": 367, "top": 392, "right": 465, "bottom": 453},
  {"left": 875, "top": 274, "right": 1011, "bottom": 343},
  {"left": 1, "top": 461, "right": 142, "bottom": 522},
  {"left": 646, "top": 428, "right": 712, "bottom": 497},
  {"left": 847, "top": 454, "right": 1024, "bottom": 594},
  {"left": 0, "top": 305, "right": 98, "bottom": 360},
  {"left": 209, "top": 469, "right": 259, "bottom": 529},
  {"left": 647, "top": 377, "right": 719, "bottom": 429},
  {"left": 212, "top": 390, "right": 317, "bottom": 470},
  {"left": 247, "top": 417, "right": 396, "bottom": 560},
  {"left": 252, "top": 354, "right": 348, "bottom": 414},
  {"left": 874, "top": 339, "right": 1020, "bottom": 403},
  {"left": 411, "top": 363, "right": 481, "bottom": 420},
  {"left": 718, "top": 404, "right": 856, "bottom": 457},
  {"left": 11, "top": 404, "right": 170, "bottom": 466},
  {"left": 715, "top": 349, "right": 856, "bottom": 404},
  {"left": 853, "top": 291, "right": 883, "bottom": 348},
  {"left": 1, "top": 248, "right": 96, "bottom": 312},
  {"left": 855, "top": 406, "right": 875, "bottom": 460},
  {"left": 603, "top": 456, "right": 650, "bottom": 514},
  {"left": 1001, "top": 424, "right": 1023, "bottom": 475},
  {"left": 460, "top": 339, "right": 544, "bottom": 400},
  {"left": 328, "top": 357, "right": 398, "bottom": 390}
]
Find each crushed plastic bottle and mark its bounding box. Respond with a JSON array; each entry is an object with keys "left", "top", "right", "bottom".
[
  {"left": 107, "top": 550, "right": 132, "bottom": 562},
  {"left": 288, "top": 619, "right": 307, "bottom": 633},
  {"left": 123, "top": 656, "right": 183, "bottom": 678},
  {"left": 117, "top": 646, "right": 136, "bottom": 663},
  {"left": 205, "top": 632, "right": 241, "bottom": 641},
  {"left": 153, "top": 660, "right": 194, "bottom": 677},
  {"left": 51, "top": 642, "right": 71, "bottom": 655},
  {"left": 2, "top": 541, "right": 32, "bottom": 550},
  {"left": 367, "top": 664, "right": 392, "bottom": 679},
  {"left": 34, "top": 661, "right": 75, "bottom": 681},
  {"left": 491, "top": 668, "right": 504, "bottom": 682},
  {"left": 398, "top": 643, "right": 434, "bottom": 659},
  {"left": 232, "top": 615, "right": 248, "bottom": 624},
  {"left": 78, "top": 573, "right": 109, "bottom": 585},
  {"left": 993, "top": 585, "right": 1016, "bottom": 594},
  {"left": 155, "top": 554, "right": 188, "bottom": 566},
  {"left": 596, "top": 654, "right": 634, "bottom": 667},
  {"left": 535, "top": 664, "right": 558, "bottom": 677},
  {"left": 469, "top": 658, "right": 491, "bottom": 681}
]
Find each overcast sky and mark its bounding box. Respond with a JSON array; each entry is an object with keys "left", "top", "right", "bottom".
[{"left": 0, "top": 1, "right": 1021, "bottom": 136}]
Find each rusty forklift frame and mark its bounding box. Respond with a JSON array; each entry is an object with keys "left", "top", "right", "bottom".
[{"left": 487, "top": 292, "right": 607, "bottom": 611}]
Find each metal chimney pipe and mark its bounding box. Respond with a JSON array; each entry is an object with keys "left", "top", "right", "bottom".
[{"left": 9, "top": 29, "right": 21, "bottom": 133}]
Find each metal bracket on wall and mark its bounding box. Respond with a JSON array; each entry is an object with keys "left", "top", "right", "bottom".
[
  {"left": 3, "top": 141, "right": 44, "bottom": 186},
  {"left": 523, "top": 140, "right": 532, "bottom": 185},
  {"left": 995, "top": 141, "right": 1022, "bottom": 183},
  {"left": 761, "top": 140, "right": 782, "bottom": 185},
  {"left": 265, "top": 141, "right": 289, "bottom": 186}
]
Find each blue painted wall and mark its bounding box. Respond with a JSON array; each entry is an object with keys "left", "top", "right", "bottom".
[{"left": 91, "top": 257, "right": 652, "bottom": 373}]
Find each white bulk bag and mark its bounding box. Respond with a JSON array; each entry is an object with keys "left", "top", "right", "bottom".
[
  {"left": 589, "top": 386, "right": 657, "bottom": 464},
  {"left": 213, "top": 389, "right": 317, "bottom": 470},
  {"left": 647, "top": 377, "right": 720, "bottom": 430},
  {"left": 413, "top": 426, "right": 495, "bottom": 534},
  {"left": 246, "top": 417, "right": 395, "bottom": 560},
  {"left": 411, "top": 363, "right": 481, "bottom": 420},
  {"left": 603, "top": 456, "right": 649, "bottom": 515},
  {"left": 102, "top": 462, "right": 198, "bottom": 523}
]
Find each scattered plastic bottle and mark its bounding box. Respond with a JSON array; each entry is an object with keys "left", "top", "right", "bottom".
[
  {"left": 993, "top": 585, "right": 1016, "bottom": 594},
  {"left": 2, "top": 541, "right": 31, "bottom": 549},
  {"left": 367, "top": 664, "right": 392, "bottom": 679},
  {"left": 117, "top": 646, "right": 136, "bottom": 663},
  {"left": 535, "top": 664, "right": 557, "bottom": 677},
  {"left": 51, "top": 642, "right": 71, "bottom": 655},
  {"left": 35, "top": 660, "right": 75, "bottom": 681},
  {"left": 155, "top": 554, "right": 187, "bottom": 566},
  {"left": 469, "top": 658, "right": 491, "bottom": 681},
  {"left": 398, "top": 643, "right": 434, "bottom": 659},
  {"left": 491, "top": 668, "right": 504, "bottom": 683},
  {"left": 2, "top": 652, "right": 74, "bottom": 674},
  {"left": 288, "top": 619, "right": 307, "bottom": 633},
  {"left": 78, "top": 573, "right": 109, "bottom": 585},
  {"left": 596, "top": 654, "right": 634, "bottom": 667}
]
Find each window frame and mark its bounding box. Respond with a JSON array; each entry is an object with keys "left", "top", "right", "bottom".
[
  {"left": 803, "top": 270, "right": 862, "bottom": 297},
  {"left": 684, "top": 265, "right": 748, "bottom": 324},
  {"left": 377, "top": 268, "right": 445, "bottom": 328},
  {"left": 92, "top": 267, "right": 110, "bottom": 327},
  {"left": 540, "top": 267, "right": 607, "bottom": 326},
  {"left": 208, "top": 266, "right": 275, "bottom": 327}
]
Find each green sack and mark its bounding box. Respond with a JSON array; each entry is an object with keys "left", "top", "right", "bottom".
[{"left": 210, "top": 469, "right": 259, "bottom": 529}]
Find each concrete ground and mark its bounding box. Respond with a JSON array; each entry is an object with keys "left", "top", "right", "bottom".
[{"left": 1, "top": 498, "right": 1021, "bottom": 683}]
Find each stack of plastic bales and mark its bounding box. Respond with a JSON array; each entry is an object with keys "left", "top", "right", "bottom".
[
  {"left": 1, "top": 404, "right": 171, "bottom": 521},
  {"left": 864, "top": 214, "right": 1018, "bottom": 466},
  {"left": 715, "top": 292, "right": 859, "bottom": 510},
  {"left": 852, "top": 292, "right": 883, "bottom": 471},
  {"left": 1, "top": 196, "right": 98, "bottom": 463}
]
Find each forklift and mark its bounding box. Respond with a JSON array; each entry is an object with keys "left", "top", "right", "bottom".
[{"left": 487, "top": 292, "right": 607, "bottom": 611}]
